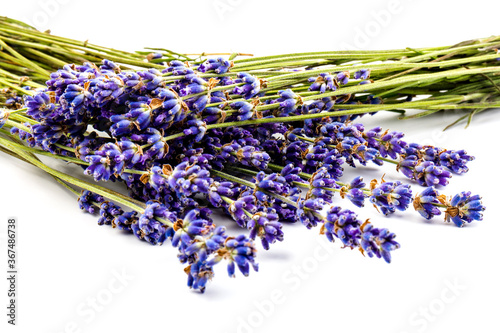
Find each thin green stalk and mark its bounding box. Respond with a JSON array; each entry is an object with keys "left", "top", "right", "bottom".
[
  {"left": 214, "top": 169, "right": 301, "bottom": 209},
  {"left": 20, "top": 47, "right": 68, "bottom": 68},
  {"left": 0, "top": 36, "right": 50, "bottom": 76},
  {"left": 211, "top": 169, "right": 256, "bottom": 188},
  {"left": 0, "top": 24, "right": 145, "bottom": 62},
  {"left": 0, "top": 131, "right": 83, "bottom": 196},
  {"left": 0, "top": 78, "right": 35, "bottom": 95},
  {"left": 0, "top": 128, "right": 148, "bottom": 176},
  {"left": 9, "top": 112, "right": 37, "bottom": 124},
  {"left": 0, "top": 135, "right": 145, "bottom": 209}
]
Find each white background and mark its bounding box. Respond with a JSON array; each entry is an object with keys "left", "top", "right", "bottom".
[{"left": 1, "top": 1, "right": 500, "bottom": 332}]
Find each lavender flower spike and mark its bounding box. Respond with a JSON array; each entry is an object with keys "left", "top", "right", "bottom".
[
  {"left": 413, "top": 187, "right": 443, "bottom": 220},
  {"left": 360, "top": 221, "right": 400, "bottom": 263},
  {"left": 445, "top": 191, "right": 485, "bottom": 227}
]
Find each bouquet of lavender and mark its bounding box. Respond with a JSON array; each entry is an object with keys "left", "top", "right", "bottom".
[{"left": 0, "top": 17, "right": 491, "bottom": 292}]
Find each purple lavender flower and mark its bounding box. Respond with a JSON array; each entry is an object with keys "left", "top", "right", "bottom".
[
  {"left": 247, "top": 210, "right": 283, "bottom": 250},
  {"left": 336, "top": 71, "right": 350, "bottom": 85},
  {"left": 366, "top": 127, "right": 407, "bottom": 159},
  {"left": 61, "top": 83, "right": 94, "bottom": 115},
  {"left": 323, "top": 206, "right": 361, "bottom": 247},
  {"left": 404, "top": 143, "right": 423, "bottom": 157},
  {"left": 208, "top": 234, "right": 259, "bottom": 277},
  {"left": 445, "top": 191, "right": 485, "bottom": 227},
  {"left": 413, "top": 187, "right": 443, "bottom": 220},
  {"left": 276, "top": 89, "right": 299, "bottom": 116},
  {"left": 140, "top": 128, "right": 169, "bottom": 160},
  {"left": 254, "top": 171, "right": 290, "bottom": 203},
  {"left": 101, "top": 59, "right": 121, "bottom": 73},
  {"left": 228, "top": 195, "right": 257, "bottom": 227},
  {"left": 167, "top": 161, "right": 213, "bottom": 197},
  {"left": 152, "top": 88, "right": 190, "bottom": 126},
  {"left": 171, "top": 209, "right": 212, "bottom": 248},
  {"left": 46, "top": 64, "right": 83, "bottom": 95},
  {"left": 297, "top": 198, "right": 324, "bottom": 229},
  {"left": 198, "top": 57, "right": 233, "bottom": 74},
  {"left": 77, "top": 190, "right": 104, "bottom": 214},
  {"left": 32, "top": 114, "right": 86, "bottom": 149},
  {"left": 370, "top": 180, "right": 412, "bottom": 215},
  {"left": 98, "top": 201, "right": 123, "bottom": 226},
  {"left": 308, "top": 167, "right": 338, "bottom": 203},
  {"left": 398, "top": 155, "right": 419, "bottom": 179},
  {"left": 183, "top": 225, "right": 227, "bottom": 264},
  {"left": 282, "top": 140, "right": 310, "bottom": 167},
  {"left": 118, "top": 139, "right": 144, "bottom": 167},
  {"left": 437, "top": 150, "right": 475, "bottom": 174},
  {"left": 342, "top": 176, "right": 367, "bottom": 208},
  {"left": 178, "top": 74, "right": 211, "bottom": 112},
  {"left": 237, "top": 145, "right": 270, "bottom": 170},
  {"left": 280, "top": 163, "right": 304, "bottom": 184},
  {"left": 24, "top": 91, "right": 57, "bottom": 120},
  {"left": 10, "top": 123, "right": 34, "bottom": 145},
  {"left": 186, "top": 260, "right": 213, "bottom": 293},
  {"left": 84, "top": 143, "right": 125, "bottom": 181},
  {"left": 317, "top": 121, "right": 379, "bottom": 168},
  {"left": 112, "top": 211, "right": 138, "bottom": 232},
  {"left": 218, "top": 142, "right": 270, "bottom": 170},
  {"left": 136, "top": 69, "right": 164, "bottom": 92},
  {"left": 354, "top": 69, "right": 371, "bottom": 80},
  {"left": 93, "top": 75, "right": 126, "bottom": 106},
  {"left": 4, "top": 89, "right": 27, "bottom": 109},
  {"left": 201, "top": 106, "right": 225, "bottom": 124},
  {"left": 207, "top": 181, "right": 243, "bottom": 208},
  {"left": 360, "top": 222, "right": 400, "bottom": 263},
  {"left": 133, "top": 201, "right": 177, "bottom": 245},
  {"left": 232, "top": 73, "right": 262, "bottom": 99},
  {"left": 414, "top": 161, "right": 451, "bottom": 187},
  {"left": 126, "top": 100, "right": 153, "bottom": 129},
  {"left": 406, "top": 144, "right": 475, "bottom": 175},
  {"left": 230, "top": 101, "right": 255, "bottom": 121},
  {"left": 183, "top": 119, "right": 207, "bottom": 142},
  {"left": 322, "top": 149, "right": 345, "bottom": 179},
  {"left": 303, "top": 144, "right": 330, "bottom": 174},
  {"left": 147, "top": 166, "right": 167, "bottom": 192},
  {"left": 308, "top": 73, "right": 338, "bottom": 93},
  {"left": 163, "top": 60, "right": 195, "bottom": 76}
]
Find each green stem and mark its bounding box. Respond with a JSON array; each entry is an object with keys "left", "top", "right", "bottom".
[
  {"left": 5, "top": 119, "right": 30, "bottom": 132},
  {"left": 0, "top": 36, "right": 50, "bottom": 76},
  {"left": 0, "top": 135, "right": 148, "bottom": 211},
  {"left": 212, "top": 169, "right": 300, "bottom": 208},
  {"left": 0, "top": 128, "right": 147, "bottom": 175},
  {"left": 0, "top": 78, "right": 35, "bottom": 95},
  {"left": 211, "top": 169, "right": 256, "bottom": 188},
  {"left": 377, "top": 157, "right": 399, "bottom": 165}
]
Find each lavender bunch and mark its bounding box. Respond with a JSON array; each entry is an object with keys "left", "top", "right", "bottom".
[{"left": 0, "top": 18, "right": 491, "bottom": 292}]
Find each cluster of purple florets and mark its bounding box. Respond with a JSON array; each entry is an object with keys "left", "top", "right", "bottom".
[{"left": 9, "top": 58, "right": 485, "bottom": 292}]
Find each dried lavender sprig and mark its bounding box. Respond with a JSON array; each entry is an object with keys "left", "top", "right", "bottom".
[
  {"left": 290, "top": 126, "right": 464, "bottom": 186},
  {"left": 260, "top": 163, "right": 484, "bottom": 226},
  {"left": 413, "top": 188, "right": 485, "bottom": 227}
]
